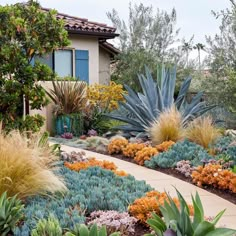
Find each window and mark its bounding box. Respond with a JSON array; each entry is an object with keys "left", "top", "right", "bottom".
[
  {"left": 35, "top": 49, "right": 89, "bottom": 82},
  {"left": 54, "top": 50, "right": 73, "bottom": 77}
]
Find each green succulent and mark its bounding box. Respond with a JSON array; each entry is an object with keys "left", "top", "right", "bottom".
[
  {"left": 145, "top": 190, "right": 236, "bottom": 236},
  {"left": 31, "top": 214, "right": 63, "bottom": 236},
  {"left": 65, "top": 224, "right": 120, "bottom": 236},
  {"left": 0, "top": 192, "right": 24, "bottom": 236},
  {"left": 107, "top": 65, "right": 214, "bottom": 133}
]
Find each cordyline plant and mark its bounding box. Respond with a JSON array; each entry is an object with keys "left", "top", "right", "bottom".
[
  {"left": 0, "top": 0, "right": 70, "bottom": 131},
  {"left": 46, "top": 80, "right": 87, "bottom": 116},
  {"left": 107, "top": 65, "right": 215, "bottom": 134}
]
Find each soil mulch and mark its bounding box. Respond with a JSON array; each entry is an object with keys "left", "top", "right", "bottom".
[{"left": 86, "top": 147, "right": 236, "bottom": 205}]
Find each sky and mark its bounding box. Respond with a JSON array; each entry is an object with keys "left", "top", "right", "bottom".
[{"left": 0, "top": 0, "right": 231, "bottom": 59}]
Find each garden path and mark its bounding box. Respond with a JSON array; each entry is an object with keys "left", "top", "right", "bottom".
[{"left": 60, "top": 144, "right": 236, "bottom": 229}]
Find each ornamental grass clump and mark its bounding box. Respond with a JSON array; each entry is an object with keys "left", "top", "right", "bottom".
[
  {"left": 148, "top": 106, "right": 185, "bottom": 145},
  {"left": 186, "top": 116, "right": 221, "bottom": 149},
  {"left": 0, "top": 131, "right": 66, "bottom": 198}
]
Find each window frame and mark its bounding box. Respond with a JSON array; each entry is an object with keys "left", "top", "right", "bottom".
[{"left": 53, "top": 48, "right": 75, "bottom": 78}]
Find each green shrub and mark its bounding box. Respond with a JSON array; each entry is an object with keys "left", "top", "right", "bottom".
[
  {"left": 0, "top": 192, "right": 24, "bottom": 236},
  {"left": 145, "top": 140, "right": 211, "bottom": 168}
]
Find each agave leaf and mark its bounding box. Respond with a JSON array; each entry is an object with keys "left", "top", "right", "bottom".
[
  {"left": 98, "top": 226, "right": 107, "bottom": 236},
  {"left": 89, "top": 224, "right": 97, "bottom": 236},
  {"left": 162, "top": 67, "right": 176, "bottom": 108},
  {"left": 79, "top": 224, "right": 89, "bottom": 236},
  {"left": 147, "top": 217, "right": 166, "bottom": 232},
  {"left": 192, "top": 194, "right": 204, "bottom": 230},
  {"left": 205, "top": 228, "right": 236, "bottom": 236},
  {"left": 193, "top": 221, "right": 215, "bottom": 236},
  {"left": 146, "top": 219, "right": 164, "bottom": 235},
  {"left": 211, "top": 209, "right": 226, "bottom": 226},
  {"left": 175, "top": 77, "right": 192, "bottom": 109}
]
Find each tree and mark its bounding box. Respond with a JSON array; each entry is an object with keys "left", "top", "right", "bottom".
[
  {"left": 206, "top": 0, "right": 236, "bottom": 75},
  {"left": 0, "top": 0, "right": 70, "bottom": 131},
  {"left": 193, "top": 43, "right": 205, "bottom": 71},
  {"left": 181, "top": 37, "right": 194, "bottom": 67},
  {"left": 107, "top": 2, "right": 180, "bottom": 90}
]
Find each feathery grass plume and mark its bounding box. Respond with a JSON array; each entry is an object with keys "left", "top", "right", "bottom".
[
  {"left": 148, "top": 106, "right": 184, "bottom": 145},
  {"left": 0, "top": 130, "right": 66, "bottom": 198},
  {"left": 186, "top": 116, "right": 221, "bottom": 149},
  {"left": 28, "top": 132, "right": 60, "bottom": 166}
]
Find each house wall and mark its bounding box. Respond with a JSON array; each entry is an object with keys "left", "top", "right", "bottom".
[
  {"left": 30, "top": 36, "right": 112, "bottom": 134},
  {"left": 99, "top": 47, "right": 111, "bottom": 85},
  {"left": 69, "top": 35, "right": 99, "bottom": 84}
]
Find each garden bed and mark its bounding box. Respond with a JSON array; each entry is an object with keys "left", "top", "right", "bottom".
[{"left": 85, "top": 146, "right": 236, "bottom": 205}]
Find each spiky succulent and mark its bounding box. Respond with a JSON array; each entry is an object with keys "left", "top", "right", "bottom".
[
  {"left": 31, "top": 215, "right": 63, "bottom": 236},
  {"left": 65, "top": 224, "right": 120, "bottom": 236},
  {"left": 107, "top": 65, "right": 214, "bottom": 133},
  {"left": 0, "top": 192, "right": 24, "bottom": 236},
  {"left": 145, "top": 189, "right": 236, "bottom": 236}
]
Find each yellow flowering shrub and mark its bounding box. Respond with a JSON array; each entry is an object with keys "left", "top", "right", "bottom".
[{"left": 87, "top": 82, "right": 126, "bottom": 111}]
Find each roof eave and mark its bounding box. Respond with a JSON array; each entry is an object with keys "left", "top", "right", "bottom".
[{"left": 67, "top": 29, "right": 119, "bottom": 39}]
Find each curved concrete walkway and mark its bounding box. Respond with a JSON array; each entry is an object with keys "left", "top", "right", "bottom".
[{"left": 61, "top": 144, "right": 236, "bottom": 229}]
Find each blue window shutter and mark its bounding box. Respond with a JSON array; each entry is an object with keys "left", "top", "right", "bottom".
[{"left": 75, "top": 50, "right": 89, "bottom": 83}]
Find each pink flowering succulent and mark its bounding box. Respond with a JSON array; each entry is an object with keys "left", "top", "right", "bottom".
[
  {"left": 61, "top": 132, "right": 73, "bottom": 139},
  {"left": 176, "top": 160, "right": 195, "bottom": 177},
  {"left": 87, "top": 210, "right": 137, "bottom": 235},
  {"left": 87, "top": 129, "right": 98, "bottom": 137}
]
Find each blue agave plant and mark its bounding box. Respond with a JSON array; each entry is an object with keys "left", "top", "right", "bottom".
[{"left": 108, "top": 65, "right": 215, "bottom": 133}]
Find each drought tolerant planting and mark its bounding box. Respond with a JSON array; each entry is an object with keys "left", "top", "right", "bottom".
[{"left": 1, "top": 0, "right": 236, "bottom": 235}]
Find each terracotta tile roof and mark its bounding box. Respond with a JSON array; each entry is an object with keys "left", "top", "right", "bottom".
[
  {"left": 42, "top": 7, "right": 118, "bottom": 39},
  {"left": 99, "top": 41, "right": 120, "bottom": 55}
]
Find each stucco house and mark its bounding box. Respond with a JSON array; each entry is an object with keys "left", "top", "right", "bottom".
[
  {"left": 38, "top": 8, "right": 120, "bottom": 84},
  {"left": 30, "top": 8, "right": 120, "bottom": 132}
]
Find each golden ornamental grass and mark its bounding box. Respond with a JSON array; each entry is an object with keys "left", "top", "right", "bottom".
[
  {"left": 0, "top": 131, "right": 66, "bottom": 198},
  {"left": 186, "top": 116, "right": 221, "bottom": 149},
  {"left": 148, "top": 106, "right": 185, "bottom": 145}
]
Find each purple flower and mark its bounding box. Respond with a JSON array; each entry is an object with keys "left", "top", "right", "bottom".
[{"left": 87, "top": 129, "right": 98, "bottom": 137}]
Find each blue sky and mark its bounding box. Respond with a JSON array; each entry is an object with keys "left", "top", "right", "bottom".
[{"left": 1, "top": 0, "right": 231, "bottom": 59}]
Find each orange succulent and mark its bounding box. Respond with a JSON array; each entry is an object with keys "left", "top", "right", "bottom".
[
  {"left": 192, "top": 164, "right": 236, "bottom": 193},
  {"left": 122, "top": 143, "right": 146, "bottom": 158},
  {"left": 134, "top": 147, "right": 158, "bottom": 165},
  {"left": 156, "top": 140, "right": 175, "bottom": 152},
  {"left": 64, "top": 158, "right": 128, "bottom": 177},
  {"left": 129, "top": 190, "right": 193, "bottom": 224},
  {"left": 107, "top": 138, "right": 129, "bottom": 154}
]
